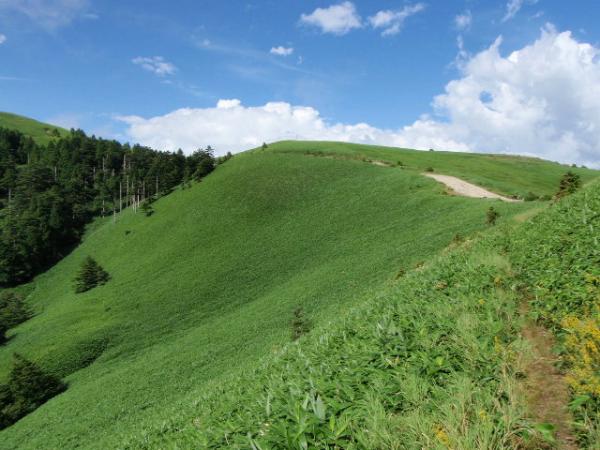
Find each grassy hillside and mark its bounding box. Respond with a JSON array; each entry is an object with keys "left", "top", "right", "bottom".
[
  {"left": 264, "top": 141, "right": 598, "bottom": 199},
  {"left": 0, "top": 141, "right": 596, "bottom": 448},
  {"left": 121, "top": 182, "right": 600, "bottom": 449},
  {"left": 0, "top": 112, "right": 68, "bottom": 145}
]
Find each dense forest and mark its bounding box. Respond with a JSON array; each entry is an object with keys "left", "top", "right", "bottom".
[{"left": 0, "top": 127, "right": 227, "bottom": 286}]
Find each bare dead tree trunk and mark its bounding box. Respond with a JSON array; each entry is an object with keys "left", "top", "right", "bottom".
[{"left": 119, "top": 181, "right": 122, "bottom": 213}]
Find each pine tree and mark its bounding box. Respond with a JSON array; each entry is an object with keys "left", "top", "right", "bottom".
[
  {"left": 74, "top": 257, "right": 110, "bottom": 293},
  {"left": 0, "top": 354, "right": 66, "bottom": 429}
]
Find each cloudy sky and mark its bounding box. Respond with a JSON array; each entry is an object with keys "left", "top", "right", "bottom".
[{"left": 1, "top": 1, "right": 600, "bottom": 166}]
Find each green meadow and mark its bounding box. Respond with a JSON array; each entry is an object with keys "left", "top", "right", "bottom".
[{"left": 0, "top": 138, "right": 598, "bottom": 449}]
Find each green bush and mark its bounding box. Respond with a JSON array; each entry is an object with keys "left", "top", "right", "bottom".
[
  {"left": 140, "top": 201, "right": 154, "bottom": 217},
  {"left": 74, "top": 257, "right": 110, "bottom": 294},
  {"left": 291, "top": 307, "right": 311, "bottom": 341},
  {"left": 486, "top": 206, "right": 500, "bottom": 225},
  {"left": 523, "top": 191, "right": 539, "bottom": 202},
  {"left": 556, "top": 171, "right": 581, "bottom": 198}
]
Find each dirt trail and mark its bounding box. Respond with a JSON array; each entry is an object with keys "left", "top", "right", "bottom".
[
  {"left": 423, "top": 173, "right": 521, "bottom": 202},
  {"left": 521, "top": 316, "right": 578, "bottom": 450}
]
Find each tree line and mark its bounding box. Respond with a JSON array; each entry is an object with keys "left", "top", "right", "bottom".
[{"left": 0, "top": 126, "right": 229, "bottom": 286}]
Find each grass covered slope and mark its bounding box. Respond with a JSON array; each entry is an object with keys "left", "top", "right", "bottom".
[
  {"left": 265, "top": 141, "right": 598, "bottom": 199},
  {"left": 0, "top": 149, "right": 539, "bottom": 448},
  {"left": 132, "top": 182, "right": 600, "bottom": 449},
  {"left": 0, "top": 112, "right": 68, "bottom": 145}
]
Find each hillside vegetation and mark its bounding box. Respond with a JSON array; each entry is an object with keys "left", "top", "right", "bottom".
[
  {"left": 0, "top": 142, "right": 555, "bottom": 448},
  {"left": 124, "top": 179, "right": 600, "bottom": 450},
  {"left": 0, "top": 112, "right": 68, "bottom": 145},
  {"left": 265, "top": 140, "right": 597, "bottom": 199}
]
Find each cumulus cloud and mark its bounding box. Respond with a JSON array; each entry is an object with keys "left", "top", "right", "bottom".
[
  {"left": 299, "top": 2, "right": 362, "bottom": 35},
  {"left": 270, "top": 46, "right": 294, "bottom": 56},
  {"left": 368, "top": 3, "right": 425, "bottom": 36},
  {"left": 0, "top": 0, "right": 91, "bottom": 29},
  {"left": 0, "top": 34, "right": 5, "bottom": 44},
  {"left": 120, "top": 26, "right": 600, "bottom": 167},
  {"left": 454, "top": 10, "right": 472, "bottom": 31},
  {"left": 502, "top": 0, "right": 538, "bottom": 22},
  {"left": 132, "top": 56, "right": 177, "bottom": 77},
  {"left": 405, "top": 25, "right": 600, "bottom": 167}
]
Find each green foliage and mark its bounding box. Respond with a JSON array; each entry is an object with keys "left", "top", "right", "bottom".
[
  {"left": 0, "top": 354, "right": 66, "bottom": 429},
  {"left": 0, "top": 292, "right": 30, "bottom": 344},
  {"left": 508, "top": 181, "right": 600, "bottom": 448},
  {"left": 140, "top": 200, "right": 154, "bottom": 217},
  {"left": 523, "top": 191, "right": 539, "bottom": 202},
  {"left": 73, "top": 257, "right": 109, "bottom": 293},
  {"left": 134, "top": 238, "right": 525, "bottom": 449},
  {"left": 556, "top": 171, "right": 582, "bottom": 199},
  {"left": 486, "top": 206, "right": 500, "bottom": 225},
  {"left": 425, "top": 166, "right": 434, "bottom": 172},
  {"left": 0, "top": 125, "right": 217, "bottom": 286}
]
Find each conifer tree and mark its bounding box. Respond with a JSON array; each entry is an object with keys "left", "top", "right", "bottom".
[
  {"left": 0, "top": 354, "right": 66, "bottom": 429},
  {"left": 74, "top": 257, "right": 110, "bottom": 293}
]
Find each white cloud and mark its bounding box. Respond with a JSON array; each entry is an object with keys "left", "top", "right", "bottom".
[
  {"left": 119, "top": 26, "right": 600, "bottom": 168},
  {"left": 132, "top": 56, "right": 177, "bottom": 77},
  {"left": 0, "top": 34, "right": 5, "bottom": 44},
  {"left": 502, "top": 0, "right": 538, "bottom": 22},
  {"left": 270, "top": 46, "right": 294, "bottom": 56},
  {"left": 454, "top": 10, "right": 472, "bottom": 31},
  {"left": 399, "top": 25, "right": 600, "bottom": 167},
  {"left": 300, "top": 2, "right": 362, "bottom": 35},
  {"left": 0, "top": 0, "right": 90, "bottom": 29},
  {"left": 368, "top": 3, "right": 425, "bottom": 36}
]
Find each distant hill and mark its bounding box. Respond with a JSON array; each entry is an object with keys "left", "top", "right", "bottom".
[
  {"left": 0, "top": 112, "right": 68, "bottom": 145},
  {"left": 2, "top": 138, "right": 595, "bottom": 448}
]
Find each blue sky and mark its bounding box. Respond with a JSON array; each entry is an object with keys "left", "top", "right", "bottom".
[{"left": 1, "top": 1, "right": 600, "bottom": 166}]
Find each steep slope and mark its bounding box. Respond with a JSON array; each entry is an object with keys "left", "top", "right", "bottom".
[
  {"left": 0, "top": 112, "right": 68, "bottom": 145},
  {"left": 0, "top": 147, "right": 544, "bottom": 449},
  {"left": 129, "top": 182, "right": 600, "bottom": 450}
]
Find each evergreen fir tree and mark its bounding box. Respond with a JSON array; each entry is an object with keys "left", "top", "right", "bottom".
[
  {"left": 0, "top": 354, "right": 66, "bottom": 429},
  {"left": 74, "top": 257, "right": 110, "bottom": 293}
]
